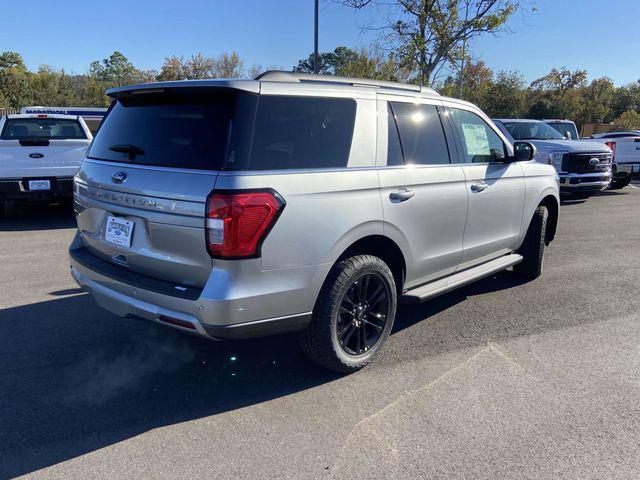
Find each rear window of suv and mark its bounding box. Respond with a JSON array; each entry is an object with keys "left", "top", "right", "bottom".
[
  {"left": 1, "top": 118, "right": 86, "bottom": 140},
  {"left": 88, "top": 89, "right": 239, "bottom": 170},
  {"left": 88, "top": 89, "right": 357, "bottom": 171}
]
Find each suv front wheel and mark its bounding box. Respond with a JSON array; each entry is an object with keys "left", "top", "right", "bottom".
[
  {"left": 300, "top": 255, "right": 397, "bottom": 373},
  {"left": 514, "top": 205, "right": 548, "bottom": 280}
]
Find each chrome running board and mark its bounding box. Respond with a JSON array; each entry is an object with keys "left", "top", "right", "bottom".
[{"left": 401, "top": 254, "right": 523, "bottom": 304}]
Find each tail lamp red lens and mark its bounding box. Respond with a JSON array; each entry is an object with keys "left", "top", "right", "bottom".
[
  {"left": 205, "top": 190, "right": 285, "bottom": 259},
  {"left": 604, "top": 141, "right": 616, "bottom": 161}
]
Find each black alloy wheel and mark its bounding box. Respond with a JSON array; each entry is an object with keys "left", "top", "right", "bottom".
[{"left": 336, "top": 273, "right": 390, "bottom": 356}]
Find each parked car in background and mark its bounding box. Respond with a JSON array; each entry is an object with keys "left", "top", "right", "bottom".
[
  {"left": 0, "top": 113, "right": 92, "bottom": 216},
  {"left": 588, "top": 131, "right": 640, "bottom": 189},
  {"left": 543, "top": 119, "right": 580, "bottom": 140},
  {"left": 69, "top": 72, "right": 559, "bottom": 373},
  {"left": 493, "top": 118, "right": 612, "bottom": 198},
  {"left": 21, "top": 106, "right": 107, "bottom": 135}
]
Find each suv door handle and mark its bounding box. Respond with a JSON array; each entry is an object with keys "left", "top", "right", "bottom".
[
  {"left": 470, "top": 182, "right": 489, "bottom": 192},
  {"left": 389, "top": 188, "right": 415, "bottom": 202}
]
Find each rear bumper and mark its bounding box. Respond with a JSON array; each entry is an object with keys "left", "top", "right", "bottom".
[
  {"left": 0, "top": 176, "right": 74, "bottom": 201},
  {"left": 69, "top": 240, "right": 325, "bottom": 340},
  {"left": 613, "top": 163, "right": 640, "bottom": 179}
]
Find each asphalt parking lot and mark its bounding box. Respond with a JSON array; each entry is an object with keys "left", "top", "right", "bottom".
[{"left": 1, "top": 183, "right": 639, "bottom": 479}]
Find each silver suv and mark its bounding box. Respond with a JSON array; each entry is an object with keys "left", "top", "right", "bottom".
[{"left": 69, "top": 71, "right": 560, "bottom": 373}]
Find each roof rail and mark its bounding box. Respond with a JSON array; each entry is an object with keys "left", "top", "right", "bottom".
[{"left": 255, "top": 70, "right": 439, "bottom": 95}]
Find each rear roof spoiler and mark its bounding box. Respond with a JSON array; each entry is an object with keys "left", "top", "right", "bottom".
[{"left": 107, "top": 79, "right": 260, "bottom": 98}]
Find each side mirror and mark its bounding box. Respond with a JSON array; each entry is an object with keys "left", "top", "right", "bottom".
[{"left": 513, "top": 141, "right": 536, "bottom": 162}]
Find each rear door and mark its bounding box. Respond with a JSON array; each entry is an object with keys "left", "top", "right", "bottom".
[
  {"left": 377, "top": 98, "right": 467, "bottom": 288},
  {"left": 74, "top": 88, "right": 253, "bottom": 287},
  {"left": 447, "top": 106, "right": 526, "bottom": 270}
]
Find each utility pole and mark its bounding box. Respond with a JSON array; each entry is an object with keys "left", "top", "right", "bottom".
[
  {"left": 457, "top": 36, "right": 466, "bottom": 99},
  {"left": 457, "top": 3, "right": 470, "bottom": 99},
  {"left": 313, "top": 0, "right": 319, "bottom": 74}
]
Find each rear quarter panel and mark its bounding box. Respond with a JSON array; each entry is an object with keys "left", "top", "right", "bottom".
[{"left": 213, "top": 168, "right": 383, "bottom": 271}]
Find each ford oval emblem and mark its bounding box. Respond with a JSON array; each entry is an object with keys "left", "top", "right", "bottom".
[
  {"left": 589, "top": 158, "right": 600, "bottom": 167},
  {"left": 112, "top": 171, "right": 128, "bottom": 184},
  {"left": 29, "top": 153, "right": 44, "bottom": 159}
]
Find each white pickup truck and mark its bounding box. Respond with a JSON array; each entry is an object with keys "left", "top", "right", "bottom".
[
  {"left": 0, "top": 113, "right": 92, "bottom": 216},
  {"left": 493, "top": 119, "right": 612, "bottom": 198},
  {"left": 588, "top": 131, "right": 640, "bottom": 189}
]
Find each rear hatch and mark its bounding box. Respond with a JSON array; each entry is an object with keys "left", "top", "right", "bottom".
[
  {"left": 0, "top": 116, "right": 90, "bottom": 178},
  {"left": 74, "top": 86, "right": 254, "bottom": 288}
]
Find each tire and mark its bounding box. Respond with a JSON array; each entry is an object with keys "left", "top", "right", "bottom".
[
  {"left": 514, "top": 205, "right": 548, "bottom": 280},
  {"left": 299, "top": 255, "right": 397, "bottom": 373},
  {"left": 609, "top": 177, "right": 632, "bottom": 190},
  {"left": 0, "top": 196, "right": 5, "bottom": 219}
]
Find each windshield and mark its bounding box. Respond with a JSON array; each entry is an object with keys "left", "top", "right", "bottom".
[
  {"left": 502, "top": 121, "right": 564, "bottom": 141},
  {"left": 546, "top": 121, "right": 579, "bottom": 140},
  {"left": 1, "top": 118, "right": 86, "bottom": 140}
]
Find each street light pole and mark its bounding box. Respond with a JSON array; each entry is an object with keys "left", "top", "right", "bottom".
[{"left": 313, "top": 0, "right": 319, "bottom": 74}]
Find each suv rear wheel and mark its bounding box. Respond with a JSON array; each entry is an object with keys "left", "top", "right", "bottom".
[
  {"left": 514, "top": 205, "right": 548, "bottom": 280},
  {"left": 299, "top": 255, "right": 397, "bottom": 373}
]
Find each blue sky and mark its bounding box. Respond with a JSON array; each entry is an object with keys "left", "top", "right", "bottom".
[{"left": 1, "top": 0, "right": 638, "bottom": 85}]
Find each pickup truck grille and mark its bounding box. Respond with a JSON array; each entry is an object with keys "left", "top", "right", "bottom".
[{"left": 562, "top": 153, "right": 612, "bottom": 174}]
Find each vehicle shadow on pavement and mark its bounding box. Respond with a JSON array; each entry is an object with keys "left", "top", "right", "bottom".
[
  {"left": 0, "top": 202, "right": 76, "bottom": 231},
  {"left": 393, "top": 270, "right": 529, "bottom": 335},
  {"left": 0, "top": 271, "right": 537, "bottom": 477},
  {"left": 0, "top": 293, "right": 339, "bottom": 478}
]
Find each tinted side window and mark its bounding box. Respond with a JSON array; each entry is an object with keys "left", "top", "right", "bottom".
[
  {"left": 390, "top": 102, "right": 450, "bottom": 165},
  {"left": 386, "top": 103, "right": 404, "bottom": 166},
  {"left": 449, "top": 108, "right": 506, "bottom": 163},
  {"left": 244, "top": 96, "right": 356, "bottom": 170}
]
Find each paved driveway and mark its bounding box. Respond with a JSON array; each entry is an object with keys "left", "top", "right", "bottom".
[{"left": 1, "top": 187, "right": 639, "bottom": 479}]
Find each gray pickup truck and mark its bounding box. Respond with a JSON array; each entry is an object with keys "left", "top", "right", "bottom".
[
  {"left": 69, "top": 72, "right": 560, "bottom": 372},
  {"left": 493, "top": 119, "right": 612, "bottom": 198}
]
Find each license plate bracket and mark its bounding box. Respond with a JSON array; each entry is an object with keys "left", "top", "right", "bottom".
[
  {"left": 28, "top": 179, "right": 51, "bottom": 191},
  {"left": 105, "top": 215, "right": 134, "bottom": 248}
]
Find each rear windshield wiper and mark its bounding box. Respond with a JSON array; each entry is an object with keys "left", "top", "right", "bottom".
[{"left": 109, "top": 144, "right": 145, "bottom": 160}]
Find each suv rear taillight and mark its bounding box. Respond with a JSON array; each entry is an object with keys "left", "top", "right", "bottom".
[
  {"left": 605, "top": 141, "right": 616, "bottom": 161},
  {"left": 205, "top": 190, "right": 285, "bottom": 259}
]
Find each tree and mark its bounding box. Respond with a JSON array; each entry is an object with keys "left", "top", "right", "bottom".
[
  {"left": 0, "top": 51, "right": 31, "bottom": 108},
  {"left": 528, "top": 68, "right": 587, "bottom": 120},
  {"left": 213, "top": 52, "right": 244, "bottom": 78},
  {"left": 338, "top": 0, "right": 522, "bottom": 86},
  {"left": 188, "top": 53, "right": 215, "bottom": 79},
  {"left": 458, "top": 60, "right": 493, "bottom": 109},
  {"left": 486, "top": 70, "right": 526, "bottom": 117},
  {"left": 578, "top": 77, "right": 614, "bottom": 126},
  {"left": 612, "top": 82, "right": 640, "bottom": 119},
  {"left": 614, "top": 110, "right": 640, "bottom": 131},
  {"left": 158, "top": 52, "right": 245, "bottom": 80},
  {"left": 157, "top": 55, "right": 188, "bottom": 81},
  {"left": 89, "top": 51, "right": 137, "bottom": 87},
  {"left": 0, "top": 51, "right": 27, "bottom": 70},
  {"left": 294, "top": 46, "right": 407, "bottom": 82}
]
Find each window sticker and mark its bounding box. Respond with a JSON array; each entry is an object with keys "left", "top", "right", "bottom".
[{"left": 461, "top": 123, "right": 490, "bottom": 156}]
